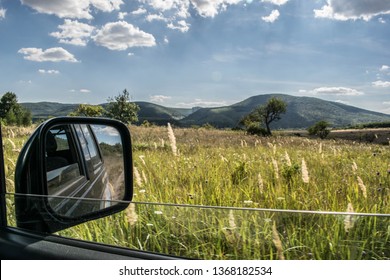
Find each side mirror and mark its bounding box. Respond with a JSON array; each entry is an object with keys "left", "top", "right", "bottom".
[{"left": 15, "top": 117, "right": 133, "bottom": 233}]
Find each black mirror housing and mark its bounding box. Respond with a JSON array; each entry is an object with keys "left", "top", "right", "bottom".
[{"left": 14, "top": 117, "right": 133, "bottom": 233}]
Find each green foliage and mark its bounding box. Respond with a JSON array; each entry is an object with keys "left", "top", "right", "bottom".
[
  {"left": 349, "top": 121, "right": 390, "bottom": 129},
  {"left": 201, "top": 123, "right": 215, "bottom": 130},
  {"left": 308, "top": 120, "right": 331, "bottom": 139},
  {"left": 104, "top": 89, "right": 140, "bottom": 124},
  {"left": 241, "top": 97, "right": 287, "bottom": 136},
  {"left": 244, "top": 122, "right": 268, "bottom": 136},
  {"left": 0, "top": 92, "right": 32, "bottom": 126},
  {"left": 231, "top": 162, "right": 248, "bottom": 184},
  {"left": 69, "top": 104, "right": 104, "bottom": 117}
]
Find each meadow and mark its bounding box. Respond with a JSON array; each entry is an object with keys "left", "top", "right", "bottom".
[{"left": 3, "top": 124, "right": 390, "bottom": 259}]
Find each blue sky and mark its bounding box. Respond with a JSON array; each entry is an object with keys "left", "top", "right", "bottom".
[{"left": 0, "top": 0, "right": 390, "bottom": 114}]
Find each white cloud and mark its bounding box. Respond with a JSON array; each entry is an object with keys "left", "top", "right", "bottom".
[
  {"left": 164, "top": 36, "right": 169, "bottom": 44},
  {"left": 310, "top": 87, "right": 364, "bottom": 96},
  {"left": 38, "top": 69, "right": 60, "bottom": 74},
  {"left": 383, "top": 101, "right": 390, "bottom": 105},
  {"left": 314, "top": 0, "right": 390, "bottom": 21},
  {"left": 92, "top": 21, "right": 156, "bottom": 50},
  {"left": 21, "top": 0, "right": 123, "bottom": 19},
  {"left": 142, "top": 0, "right": 241, "bottom": 19},
  {"left": 70, "top": 89, "right": 91, "bottom": 93},
  {"left": 131, "top": 7, "right": 147, "bottom": 15},
  {"left": 140, "top": 0, "right": 190, "bottom": 19},
  {"left": 146, "top": 13, "right": 168, "bottom": 22},
  {"left": 378, "top": 17, "right": 386, "bottom": 23},
  {"left": 380, "top": 65, "right": 390, "bottom": 71},
  {"left": 118, "top": 12, "right": 128, "bottom": 19},
  {"left": 176, "top": 98, "right": 227, "bottom": 107},
  {"left": 50, "top": 19, "right": 95, "bottom": 46},
  {"left": 262, "top": 9, "right": 280, "bottom": 23},
  {"left": 150, "top": 95, "right": 172, "bottom": 103},
  {"left": 18, "top": 47, "right": 78, "bottom": 62},
  {"left": 0, "top": 8, "right": 6, "bottom": 19},
  {"left": 372, "top": 80, "right": 390, "bottom": 88},
  {"left": 261, "top": 0, "right": 289, "bottom": 6},
  {"left": 191, "top": 0, "right": 241, "bottom": 18},
  {"left": 167, "top": 20, "right": 190, "bottom": 32},
  {"left": 128, "top": 52, "right": 135, "bottom": 56}
]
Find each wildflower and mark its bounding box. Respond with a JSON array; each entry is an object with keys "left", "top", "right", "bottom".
[
  {"left": 167, "top": 123, "right": 177, "bottom": 156},
  {"left": 154, "top": 211, "right": 163, "bottom": 215},
  {"left": 244, "top": 200, "right": 253, "bottom": 204},
  {"left": 301, "top": 158, "right": 310, "bottom": 184}
]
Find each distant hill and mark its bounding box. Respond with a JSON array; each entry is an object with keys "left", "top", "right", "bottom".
[
  {"left": 22, "top": 102, "right": 78, "bottom": 120},
  {"left": 21, "top": 101, "right": 194, "bottom": 124},
  {"left": 135, "top": 102, "right": 193, "bottom": 125},
  {"left": 180, "top": 94, "right": 390, "bottom": 129},
  {"left": 21, "top": 94, "right": 390, "bottom": 129}
]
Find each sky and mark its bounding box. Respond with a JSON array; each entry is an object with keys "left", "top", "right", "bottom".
[{"left": 0, "top": 0, "right": 390, "bottom": 114}]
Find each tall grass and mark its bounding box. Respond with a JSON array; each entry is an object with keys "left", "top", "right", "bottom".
[{"left": 3, "top": 125, "right": 390, "bottom": 259}]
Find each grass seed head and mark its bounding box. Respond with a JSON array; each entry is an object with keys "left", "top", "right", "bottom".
[
  {"left": 125, "top": 203, "right": 138, "bottom": 226},
  {"left": 344, "top": 202, "right": 355, "bottom": 233},
  {"left": 357, "top": 176, "right": 367, "bottom": 198},
  {"left": 134, "top": 166, "right": 143, "bottom": 188},
  {"left": 301, "top": 158, "right": 310, "bottom": 184},
  {"left": 167, "top": 123, "right": 178, "bottom": 156},
  {"left": 272, "top": 222, "right": 285, "bottom": 260}
]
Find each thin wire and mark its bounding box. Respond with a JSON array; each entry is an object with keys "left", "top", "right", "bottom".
[{"left": 9, "top": 192, "right": 390, "bottom": 217}]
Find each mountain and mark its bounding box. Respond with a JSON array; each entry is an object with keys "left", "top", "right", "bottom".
[
  {"left": 21, "top": 94, "right": 390, "bottom": 129},
  {"left": 135, "top": 102, "right": 193, "bottom": 125},
  {"left": 21, "top": 101, "right": 194, "bottom": 124},
  {"left": 22, "top": 102, "right": 78, "bottom": 120},
  {"left": 180, "top": 94, "right": 390, "bottom": 129}
]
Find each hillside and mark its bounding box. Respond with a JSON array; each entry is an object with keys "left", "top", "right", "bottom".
[
  {"left": 180, "top": 94, "right": 390, "bottom": 129},
  {"left": 135, "top": 102, "right": 193, "bottom": 125},
  {"left": 21, "top": 101, "right": 193, "bottom": 124},
  {"left": 21, "top": 94, "right": 390, "bottom": 129}
]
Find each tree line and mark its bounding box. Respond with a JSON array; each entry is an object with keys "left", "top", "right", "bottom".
[{"left": 0, "top": 89, "right": 140, "bottom": 126}]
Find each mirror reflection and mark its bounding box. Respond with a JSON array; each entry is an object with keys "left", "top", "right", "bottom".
[{"left": 45, "top": 124, "right": 125, "bottom": 218}]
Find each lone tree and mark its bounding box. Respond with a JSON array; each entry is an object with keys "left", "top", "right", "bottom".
[
  {"left": 104, "top": 89, "right": 140, "bottom": 124},
  {"left": 0, "top": 92, "right": 32, "bottom": 126},
  {"left": 241, "top": 97, "right": 287, "bottom": 136},
  {"left": 69, "top": 104, "right": 104, "bottom": 117},
  {"left": 308, "top": 120, "right": 331, "bottom": 139}
]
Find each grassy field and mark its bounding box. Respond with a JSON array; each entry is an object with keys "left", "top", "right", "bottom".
[{"left": 3, "top": 124, "right": 390, "bottom": 259}]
